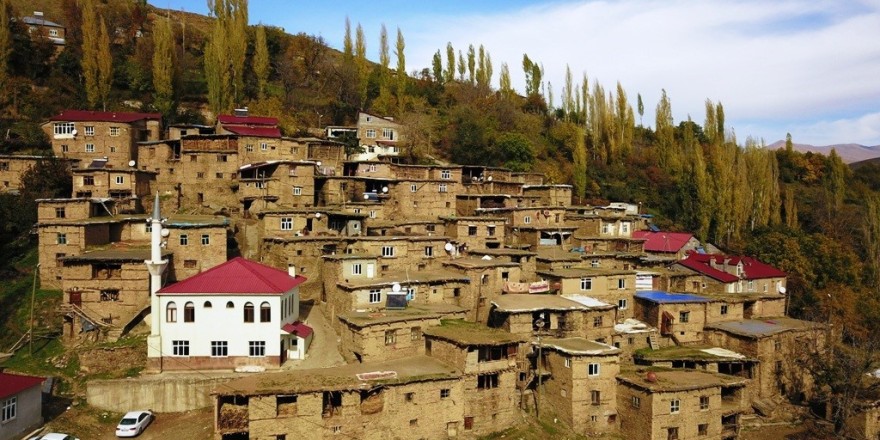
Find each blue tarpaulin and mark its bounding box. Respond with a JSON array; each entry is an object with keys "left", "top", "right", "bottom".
[{"left": 634, "top": 290, "right": 711, "bottom": 304}]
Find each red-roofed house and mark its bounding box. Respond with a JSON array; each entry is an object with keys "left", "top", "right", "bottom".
[
  {"left": 0, "top": 372, "right": 44, "bottom": 440},
  {"left": 42, "top": 110, "right": 162, "bottom": 168},
  {"left": 632, "top": 231, "right": 701, "bottom": 260},
  {"left": 216, "top": 112, "right": 281, "bottom": 138},
  {"left": 672, "top": 253, "right": 787, "bottom": 296},
  {"left": 153, "top": 257, "right": 310, "bottom": 371}
]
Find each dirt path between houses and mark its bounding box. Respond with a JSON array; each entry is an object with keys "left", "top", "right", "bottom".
[
  {"left": 282, "top": 301, "right": 346, "bottom": 370},
  {"left": 38, "top": 405, "right": 214, "bottom": 440}
]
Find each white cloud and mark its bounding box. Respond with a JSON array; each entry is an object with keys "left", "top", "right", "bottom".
[{"left": 403, "top": 0, "right": 880, "bottom": 145}]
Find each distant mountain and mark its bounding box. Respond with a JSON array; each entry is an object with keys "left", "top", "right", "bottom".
[{"left": 767, "top": 141, "right": 880, "bottom": 164}]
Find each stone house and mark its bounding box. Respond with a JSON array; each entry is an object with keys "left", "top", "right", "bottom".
[
  {"left": 261, "top": 209, "right": 364, "bottom": 238},
  {"left": 536, "top": 338, "right": 621, "bottom": 436},
  {"left": 0, "top": 155, "right": 79, "bottom": 193},
  {"left": 443, "top": 258, "right": 523, "bottom": 322},
  {"left": 843, "top": 402, "right": 880, "bottom": 440},
  {"left": 522, "top": 184, "right": 573, "bottom": 207},
  {"left": 537, "top": 268, "right": 637, "bottom": 320},
  {"left": 306, "top": 138, "right": 347, "bottom": 172},
  {"left": 488, "top": 294, "right": 616, "bottom": 342},
  {"left": 363, "top": 219, "right": 444, "bottom": 237},
  {"left": 423, "top": 320, "right": 525, "bottom": 437},
  {"left": 21, "top": 14, "right": 65, "bottom": 49},
  {"left": 672, "top": 253, "right": 787, "bottom": 296},
  {"left": 355, "top": 112, "right": 403, "bottom": 157},
  {"left": 616, "top": 369, "right": 749, "bottom": 440},
  {"left": 43, "top": 110, "right": 162, "bottom": 167},
  {"left": 71, "top": 164, "right": 156, "bottom": 212},
  {"left": 237, "top": 161, "right": 318, "bottom": 212},
  {"left": 441, "top": 216, "right": 507, "bottom": 250},
  {"left": 0, "top": 372, "right": 44, "bottom": 440},
  {"left": 213, "top": 356, "right": 463, "bottom": 440},
  {"left": 703, "top": 318, "right": 823, "bottom": 400},
  {"left": 633, "top": 345, "right": 760, "bottom": 398},
  {"left": 166, "top": 123, "right": 213, "bottom": 139},
  {"left": 510, "top": 171, "right": 545, "bottom": 185},
  {"left": 633, "top": 291, "right": 713, "bottom": 345},
  {"left": 216, "top": 113, "right": 280, "bottom": 137},
  {"left": 631, "top": 231, "right": 701, "bottom": 261},
  {"left": 456, "top": 194, "right": 541, "bottom": 214},
  {"left": 155, "top": 257, "right": 307, "bottom": 372},
  {"left": 336, "top": 303, "right": 467, "bottom": 363},
  {"left": 261, "top": 236, "right": 347, "bottom": 300}
]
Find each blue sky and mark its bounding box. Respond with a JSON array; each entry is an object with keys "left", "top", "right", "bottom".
[{"left": 149, "top": 0, "right": 880, "bottom": 146}]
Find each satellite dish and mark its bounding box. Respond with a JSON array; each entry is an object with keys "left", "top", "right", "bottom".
[
  {"left": 71, "top": 129, "right": 78, "bottom": 136},
  {"left": 363, "top": 194, "right": 370, "bottom": 200},
  {"left": 481, "top": 255, "right": 492, "bottom": 261},
  {"left": 160, "top": 228, "right": 170, "bottom": 237},
  {"left": 382, "top": 186, "right": 389, "bottom": 193},
  {"left": 533, "top": 319, "right": 545, "bottom": 328},
  {"left": 778, "top": 286, "right": 787, "bottom": 294},
  {"left": 444, "top": 243, "right": 454, "bottom": 252},
  {"left": 392, "top": 283, "right": 401, "bottom": 292},
  {"left": 316, "top": 161, "right": 322, "bottom": 167},
  {"left": 315, "top": 212, "right": 322, "bottom": 218},
  {"left": 128, "top": 160, "right": 136, "bottom": 167},
  {"left": 487, "top": 176, "right": 493, "bottom": 182}
]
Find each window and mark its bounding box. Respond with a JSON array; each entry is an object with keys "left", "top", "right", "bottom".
[
  {"left": 218, "top": 155, "right": 228, "bottom": 162},
  {"left": 197, "top": 172, "right": 205, "bottom": 179},
  {"left": 365, "top": 128, "right": 376, "bottom": 138},
  {"left": 670, "top": 399, "right": 680, "bottom": 413},
  {"left": 184, "top": 302, "right": 195, "bottom": 322},
  {"left": 668, "top": 427, "right": 679, "bottom": 440},
  {"left": 631, "top": 396, "right": 641, "bottom": 408},
  {"left": 109, "top": 126, "right": 120, "bottom": 136},
  {"left": 352, "top": 263, "right": 362, "bottom": 275},
  {"left": 411, "top": 327, "right": 422, "bottom": 340},
  {"left": 226, "top": 301, "right": 234, "bottom": 309},
  {"left": 441, "top": 169, "right": 451, "bottom": 179},
  {"left": 166, "top": 302, "right": 177, "bottom": 322},
  {"left": 204, "top": 301, "right": 212, "bottom": 308},
  {"left": 261, "top": 142, "right": 268, "bottom": 151},
  {"left": 774, "top": 340, "right": 782, "bottom": 351},
  {"left": 700, "top": 395, "right": 709, "bottom": 410},
  {"left": 422, "top": 245, "right": 434, "bottom": 257},
  {"left": 564, "top": 358, "right": 571, "bottom": 368},
  {"left": 721, "top": 304, "right": 728, "bottom": 315},
  {"left": 410, "top": 183, "right": 417, "bottom": 192},
  {"left": 53, "top": 122, "right": 75, "bottom": 136},
  {"left": 369, "top": 290, "right": 381, "bottom": 304},
  {"left": 249, "top": 341, "right": 266, "bottom": 357},
  {"left": 172, "top": 340, "right": 190, "bottom": 356},
  {"left": 440, "top": 389, "right": 450, "bottom": 399},
  {"left": 56, "top": 233, "right": 67, "bottom": 245},
  {"left": 179, "top": 234, "right": 188, "bottom": 245},
  {"left": 381, "top": 246, "right": 394, "bottom": 257},
  {"left": 438, "top": 183, "right": 447, "bottom": 193},
  {"left": 580, "top": 277, "right": 593, "bottom": 291},
  {"left": 246, "top": 144, "right": 254, "bottom": 152},
  {"left": 84, "top": 126, "right": 95, "bottom": 136},
  {"left": 487, "top": 225, "right": 496, "bottom": 236},
  {"left": 588, "top": 363, "right": 600, "bottom": 376},
  {"left": 618, "top": 299, "right": 628, "bottom": 310},
  {"left": 477, "top": 373, "right": 499, "bottom": 389},
  {"left": 591, "top": 390, "right": 601, "bottom": 405},
  {"left": 216, "top": 172, "right": 224, "bottom": 179},
  {"left": 55, "top": 207, "right": 65, "bottom": 218},
  {"left": 184, "top": 260, "right": 197, "bottom": 268},
  {"left": 100, "top": 289, "right": 119, "bottom": 301},
  {"left": 618, "top": 278, "right": 626, "bottom": 289},
  {"left": 281, "top": 217, "right": 292, "bottom": 230},
  {"left": 384, "top": 330, "right": 396, "bottom": 345},
  {"left": 382, "top": 127, "right": 393, "bottom": 139},
  {"left": 698, "top": 424, "right": 708, "bottom": 436},
  {"left": 679, "top": 311, "right": 690, "bottom": 323},
  {"left": 293, "top": 186, "right": 302, "bottom": 196},
  {"left": 211, "top": 341, "right": 228, "bottom": 357},
  {"left": 0, "top": 162, "right": 7, "bottom": 171},
  {"left": 85, "top": 143, "right": 95, "bottom": 152},
  {"left": 1, "top": 397, "right": 16, "bottom": 422},
  {"left": 201, "top": 234, "right": 210, "bottom": 245},
  {"left": 591, "top": 258, "right": 600, "bottom": 268},
  {"left": 260, "top": 302, "right": 271, "bottom": 322},
  {"left": 244, "top": 302, "right": 255, "bottom": 323},
  {"left": 593, "top": 316, "right": 603, "bottom": 327},
  {"left": 369, "top": 210, "right": 377, "bottom": 219},
  {"left": 61, "top": 144, "right": 69, "bottom": 152},
  {"left": 524, "top": 215, "right": 531, "bottom": 224}
]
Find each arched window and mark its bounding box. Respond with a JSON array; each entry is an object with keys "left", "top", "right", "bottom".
[
  {"left": 166, "top": 302, "right": 177, "bottom": 323},
  {"left": 184, "top": 302, "right": 195, "bottom": 322},
  {"left": 226, "top": 301, "right": 234, "bottom": 309},
  {"left": 243, "top": 302, "right": 254, "bottom": 323},
  {"left": 260, "top": 302, "right": 271, "bottom": 322},
  {"left": 204, "top": 301, "right": 212, "bottom": 308}
]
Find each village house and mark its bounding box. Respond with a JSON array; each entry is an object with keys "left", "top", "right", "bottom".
[
  {"left": 440, "top": 216, "right": 507, "bottom": 250},
  {"left": 703, "top": 318, "right": 823, "bottom": 400},
  {"left": 167, "top": 123, "right": 214, "bottom": 139},
  {"left": 363, "top": 219, "right": 444, "bottom": 237},
  {"left": 522, "top": 184, "right": 573, "bottom": 207},
  {"left": 216, "top": 111, "right": 281, "bottom": 137},
  {"left": 354, "top": 112, "right": 403, "bottom": 160},
  {"left": 260, "top": 236, "right": 348, "bottom": 300},
  {"left": 487, "top": 294, "right": 616, "bottom": 342},
  {"left": 616, "top": 368, "right": 749, "bottom": 440},
  {"left": 43, "top": 110, "right": 162, "bottom": 167},
  {"left": 261, "top": 209, "right": 364, "bottom": 238},
  {"left": 0, "top": 372, "right": 44, "bottom": 440},
  {"left": 633, "top": 345, "right": 760, "bottom": 399},
  {"left": 237, "top": 161, "right": 318, "bottom": 212},
  {"left": 672, "top": 253, "right": 787, "bottom": 296},
  {"left": 610, "top": 319, "right": 658, "bottom": 361},
  {"left": 633, "top": 291, "right": 713, "bottom": 345},
  {"left": 153, "top": 257, "right": 308, "bottom": 372},
  {"left": 0, "top": 155, "right": 80, "bottom": 193},
  {"left": 537, "top": 268, "right": 638, "bottom": 320},
  {"left": 423, "top": 320, "right": 525, "bottom": 437},
  {"left": 536, "top": 338, "right": 621, "bottom": 436},
  {"left": 71, "top": 161, "right": 156, "bottom": 212},
  {"left": 336, "top": 303, "right": 467, "bottom": 363},
  {"left": 307, "top": 138, "right": 348, "bottom": 173},
  {"left": 443, "top": 258, "right": 523, "bottom": 322},
  {"left": 843, "top": 401, "right": 880, "bottom": 440},
  {"left": 631, "top": 231, "right": 702, "bottom": 261},
  {"left": 21, "top": 13, "right": 65, "bottom": 49},
  {"left": 213, "top": 356, "right": 463, "bottom": 440}
]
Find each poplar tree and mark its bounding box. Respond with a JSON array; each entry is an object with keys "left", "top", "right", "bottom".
[
  {"left": 431, "top": 50, "right": 443, "bottom": 83},
  {"left": 343, "top": 17, "right": 353, "bottom": 61},
  {"left": 395, "top": 28, "right": 406, "bottom": 114},
  {"left": 614, "top": 82, "right": 634, "bottom": 157},
  {"left": 0, "top": 0, "right": 10, "bottom": 94},
  {"left": 253, "top": 25, "right": 269, "bottom": 99},
  {"left": 205, "top": 0, "right": 248, "bottom": 113},
  {"left": 572, "top": 126, "right": 588, "bottom": 199},
  {"left": 562, "top": 65, "right": 573, "bottom": 120},
  {"left": 81, "top": 0, "right": 112, "bottom": 110},
  {"left": 445, "top": 42, "right": 455, "bottom": 83},
  {"left": 637, "top": 93, "right": 644, "bottom": 126},
  {"left": 499, "top": 63, "right": 512, "bottom": 97},
  {"left": 457, "top": 50, "right": 465, "bottom": 80},
  {"left": 655, "top": 89, "right": 677, "bottom": 173},
  {"left": 355, "top": 23, "right": 368, "bottom": 108},
  {"left": 152, "top": 16, "right": 175, "bottom": 117},
  {"left": 379, "top": 24, "right": 389, "bottom": 76},
  {"left": 467, "top": 44, "right": 476, "bottom": 84}
]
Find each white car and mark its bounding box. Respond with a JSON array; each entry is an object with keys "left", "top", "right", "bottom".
[
  {"left": 29, "top": 434, "right": 79, "bottom": 440},
  {"left": 115, "top": 410, "right": 154, "bottom": 437}
]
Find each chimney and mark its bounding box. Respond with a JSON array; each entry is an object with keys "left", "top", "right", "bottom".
[{"left": 288, "top": 264, "right": 296, "bottom": 278}]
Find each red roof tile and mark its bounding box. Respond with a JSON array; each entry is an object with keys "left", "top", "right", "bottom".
[
  {"left": 282, "top": 321, "right": 313, "bottom": 338},
  {"left": 223, "top": 125, "right": 282, "bottom": 138},
  {"left": 218, "top": 115, "right": 278, "bottom": 126},
  {"left": 50, "top": 110, "right": 161, "bottom": 123},
  {"left": 0, "top": 372, "right": 44, "bottom": 399},
  {"left": 676, "top": 255, "right": 739, "bottom": 283},
  {"left": 632, "top": 231, "right": 694, "bottom": 253},
  {"left": 677, "top": 253, "right": 786, "bottom": 282},
  {"left": 158, "top": 257, "right": 306, "bottom": 295}
]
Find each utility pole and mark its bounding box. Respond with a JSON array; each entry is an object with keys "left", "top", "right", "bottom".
[{"left": 29, "top": 263, "right": 40, "bottom": 356}]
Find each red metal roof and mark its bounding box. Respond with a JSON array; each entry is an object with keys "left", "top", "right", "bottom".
[
  {"left": 282, "top": 321, "right": 313, "bottom": 338},
  {"left": 218, "top": 114, "right": 278, "bottom": 126},
  {"left": 0, "top": 372, "right": 44, "bottom": 399},
  {"left": 677, "top": 253, "right": 786, "bottom": 282},
  {"left": 223, "top": 125, "right": 282, "bottom": 138},
  {"left": 632, "top": 231, "right": 694, "bottom": 253},
  {"left": 158, "top": 257, "right": 306, "bottom": 295},
  {"left": 50, "top": 110, "right": 161, "bottom": 123}
]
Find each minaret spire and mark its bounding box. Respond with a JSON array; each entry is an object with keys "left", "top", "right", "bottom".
[{"left": 145, "top": 192, "right": 168, "bottom": 372}]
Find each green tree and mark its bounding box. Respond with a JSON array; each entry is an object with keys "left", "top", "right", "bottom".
[
  {"left": 431, "top": 50, "right": 442, "bottom": 83},
  {"left": 444, "top": 42, "right": 455, "bottom": 83},
  {"left": 253, "top": 25, "right": 270, "bottom": 99},
  {"left": 394, "top": 28, "right": 406, "bottom": 114},
  {"left": 637, "top": 93, "right": 644, "bottom": 126},
  {"left": 499, "top": 62, "right": 512, "bottom": 97},
  {"left": 81, "top": 0, "right": 112, "bottom": 110},
  {"left": 355, "top": 23, "right": 368, "bottom": 108},
  {"left": 494, "top": 132, "right": 534, "bottom": 171},
  {"left": 466, "top": 44, "right": 475, "bottom": 84},
  {"left": 151, "top": 16, "right": 176, "bottom": 117},
  {"left": 0, "top": 0, "right": 10, "bottom": 95}
]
